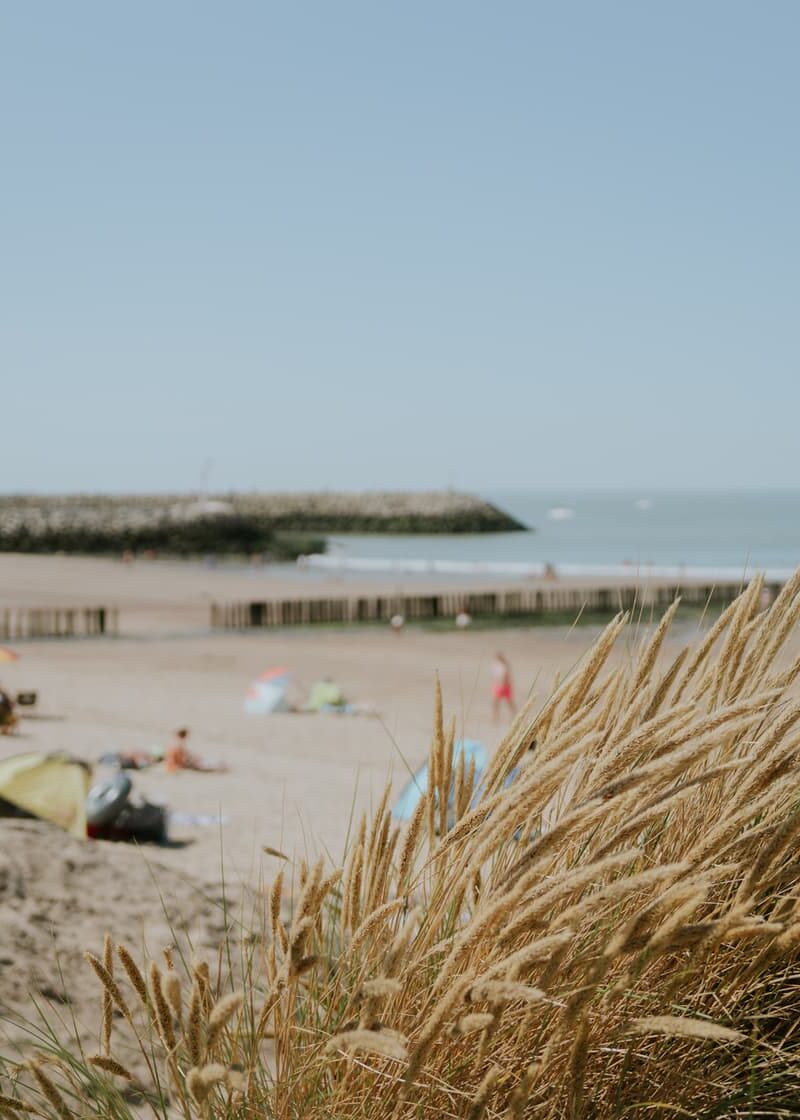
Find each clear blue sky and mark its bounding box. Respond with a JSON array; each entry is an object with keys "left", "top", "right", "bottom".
[{"left": 2, "top": 1, "right": 798, "bottom": 494}]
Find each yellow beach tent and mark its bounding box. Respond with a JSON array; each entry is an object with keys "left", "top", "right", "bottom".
[{"left": 0, "top": 752, "right": 90, "bottom": 838}]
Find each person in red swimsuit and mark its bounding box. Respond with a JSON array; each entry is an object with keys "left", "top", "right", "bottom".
[{"left": 491, "top": 652, "right": 516, "bottom": 721}]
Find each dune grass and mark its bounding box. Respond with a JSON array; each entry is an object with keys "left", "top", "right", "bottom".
[{"left": 2, "top": 573, "right": 800, "bottom": 1117}]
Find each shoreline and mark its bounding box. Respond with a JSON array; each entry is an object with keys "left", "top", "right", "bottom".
[
  {"left": 0, "top": 553, "right": 781, "bottom": 641},
  {"left": 304, "top": 554, "right": 795, "bottom": 583}
]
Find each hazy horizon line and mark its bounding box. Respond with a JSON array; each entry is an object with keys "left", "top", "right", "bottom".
[{"left": 3, "top": 484, "right": 800, "bottom": 499}]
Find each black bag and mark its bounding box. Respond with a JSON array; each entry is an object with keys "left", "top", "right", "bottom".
[{"left": 86, "top": 796, "right": 169, "bottom": 844}]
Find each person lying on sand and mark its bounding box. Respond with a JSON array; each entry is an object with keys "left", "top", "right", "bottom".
[
  {"left": 98, "top": 747, "right": 164, "bottom": 770},
  {"left": 164, "top": 727, "right": 229, "bottom": 774}
]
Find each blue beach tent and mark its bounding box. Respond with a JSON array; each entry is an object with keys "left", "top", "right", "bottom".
[{"left": 392, "top": 739, "right": 488, "bottom": 822}]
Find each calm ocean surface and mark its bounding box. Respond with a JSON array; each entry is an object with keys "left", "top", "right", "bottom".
[{"left": 304, "top": 491, "right": 800, "bottom": 582}]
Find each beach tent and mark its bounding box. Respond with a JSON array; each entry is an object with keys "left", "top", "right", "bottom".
[
  {"left": 0, "top": 752, "right": 90, "bottom": 838},
  {"left": 392, "top": 739, "right": 488, "bottom": 823},
  {"left": 306, "top": 680, "right": 345, "bottom": 712},
  {"left": 244, "top": 667, "right": 292, "bottom": 714}
]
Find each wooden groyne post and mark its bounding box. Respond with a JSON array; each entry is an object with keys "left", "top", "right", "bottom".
[
  {"left": 210, "top": 582, "right": 764, "bottom": 631},
  {"left": 0, "top": 606, "right": 118, "bottom": 640}
]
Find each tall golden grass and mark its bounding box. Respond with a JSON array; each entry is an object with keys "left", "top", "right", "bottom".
[{"left": 3, "top": 576, "right": 800, "bottom": 1118}]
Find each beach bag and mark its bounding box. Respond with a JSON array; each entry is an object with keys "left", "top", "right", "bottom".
[
  {"left": 108, "top": 801, "right": 169, "bottom": 844},
  {"left": 87, "top": 800, "right": 169, "bottom": 844}
]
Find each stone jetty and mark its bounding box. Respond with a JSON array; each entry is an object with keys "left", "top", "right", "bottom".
[{"left": 0, "top": 491, "right": 525, "bottom": 555}]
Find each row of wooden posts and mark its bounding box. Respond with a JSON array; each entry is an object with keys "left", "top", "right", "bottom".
[
  {"left": 210, "top": 582, "right": 759, "bottom": 630},
  {"left": 0, "top": 607, "right": 117, "bottom": 640},
  {"left": 0, "top": 582, "right": 771, "bottom": 639}
]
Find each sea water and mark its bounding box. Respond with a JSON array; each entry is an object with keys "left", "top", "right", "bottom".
[{"left": 304, "top": 490, "right": 800, "bottom": 582}]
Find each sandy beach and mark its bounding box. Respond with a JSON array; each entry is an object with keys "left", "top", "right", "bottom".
[
  {"left": 0, "top": 555, "right": 647, "bottom": 1053},
  {"left": 2, "top": 619, "right": 624, "bottom": 879},
  {"left": 0, "top": 552, "right": 776, "bottom": 878},
  {"left": 2, "top": 553, "right": 795, "bottom": 1063}
]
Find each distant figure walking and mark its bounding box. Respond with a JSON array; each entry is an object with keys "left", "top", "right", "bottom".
[{"left": 491, "top": 653, "right": 516, "bottom": 721}]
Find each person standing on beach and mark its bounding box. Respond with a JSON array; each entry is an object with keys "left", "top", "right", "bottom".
[{"left": 491, "top": 653, "right": 516, "bottom": 721}]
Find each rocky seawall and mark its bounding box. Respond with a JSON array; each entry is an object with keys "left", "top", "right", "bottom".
[{"left": 0, "top": 491, "right": 526, "bottom": 557}]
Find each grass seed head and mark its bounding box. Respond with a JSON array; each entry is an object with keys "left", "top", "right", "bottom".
[
  {"left": 0, "top": 1095, "right": 36, "bottom": 1113},
  {"left": 26, "top": 1062, "right": 74, "bottom": 1120},
  {"left": 326, "top": 1029, "right": 408, "bottom": 1062},
  {"left": 116, "top": 944, "right": 148, "bottom": 1006},
  {"left": 88, "top": 1055, "right": 135, "bottom": 1081},
  {"left": 148, "top": 962, "right": 176, "bottom": 1050},
  {"left": 84, "top": 952, "right": 132, "bottom": 1023},
  {"left": 205, "top": 992, "right": 244, "bottom": 1052},
  {"left": 626, "top": 1016, "right": 744, "bottom": 1042},
  {"left": 466, "top": 1064, "right": 500, "bottom": 1120}
]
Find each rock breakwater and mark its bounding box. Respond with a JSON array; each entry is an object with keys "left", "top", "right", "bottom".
[{"left": 0, "top": 491, "right": 524, "bottom": 556}]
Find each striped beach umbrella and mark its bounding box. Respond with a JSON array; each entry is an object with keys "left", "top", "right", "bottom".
[{"left": 244, "top": 666, "right": 292, "bottom": 714}]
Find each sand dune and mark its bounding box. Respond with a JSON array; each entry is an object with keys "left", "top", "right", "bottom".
[{"left": 0, "top": 819, "right": 227, "bottom": 1063}]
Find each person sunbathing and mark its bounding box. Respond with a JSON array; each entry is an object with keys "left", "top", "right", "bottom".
[
  {"left": 164, "top": 728, "right": 229, "bottom": 774},
  {"left": 98, "top": 748, "right": 163, "bottom": 770}
]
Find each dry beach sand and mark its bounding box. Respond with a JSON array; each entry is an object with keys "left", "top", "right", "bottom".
[
  {"left": 1, "top": 623, "right": 622, "bottom": 877},
  {"left": 1, "top": 553, "right": 787, "bottom": 1060}
]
